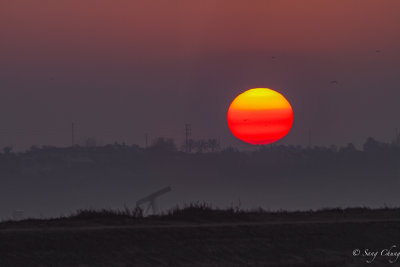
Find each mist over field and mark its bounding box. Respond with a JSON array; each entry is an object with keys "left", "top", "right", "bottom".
[{"left": 0, "top": 137, "right": 398, "bottom": 219}]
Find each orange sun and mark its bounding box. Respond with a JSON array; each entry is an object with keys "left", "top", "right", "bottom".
[{"left": 227, "top": 88, "right": 293, "bottom": 145}]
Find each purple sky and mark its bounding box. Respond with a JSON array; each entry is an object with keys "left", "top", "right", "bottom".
[{"left": 1, "top": 0, "right": 400, "bottom": 150}]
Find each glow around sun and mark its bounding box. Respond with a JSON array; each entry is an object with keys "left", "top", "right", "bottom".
[{"left": 227, "top": 88, "right": 293, "bottom": 145}]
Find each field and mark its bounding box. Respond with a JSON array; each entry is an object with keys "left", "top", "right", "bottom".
[{"left": 0, "top": 206, "right": 400, "bottom": 266}]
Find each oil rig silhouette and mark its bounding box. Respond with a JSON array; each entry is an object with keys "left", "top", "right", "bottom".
[{"left": 136, "top": 186, "right": 172, "bottom": 215}]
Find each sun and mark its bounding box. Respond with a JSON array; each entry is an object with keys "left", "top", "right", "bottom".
[{"left": 227, "top": 88, "right": 293, "bottom": 145}]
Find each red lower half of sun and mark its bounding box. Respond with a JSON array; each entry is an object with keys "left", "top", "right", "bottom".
[{"left": 227, "top": 88, "right": 293, "bottom": 145}]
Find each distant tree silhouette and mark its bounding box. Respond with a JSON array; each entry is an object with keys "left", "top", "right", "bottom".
[
  {"left": 85, "top": 137, "right": 97, "bottom": 147},
  {"left": 221, "top": 146, "right": 239, "bottom": 153},
  {"left": 207, "top": 138, "right": 220, "bottom": 152},
  {"left": 149, "top": 137, "right": 177, "bottom": 153},
  {"left": 363, "top": 137, "right": 388, "bottom": 152},
  {"left": 29, "top": 145, "right": 40, "bottom": 152},
  {"left": 392, "top": 132, "right": 400, "bottom": 147},
  {"left": 182, "top": 138, "right": 220, "bottom": 153},
  {"left": 3, "top": 146, "right": 13, "bottom": 154},
  {"left": 340, "top": 143, "right": 357, "bottom": 153},
  {"left": 186, "top": 139, "right": 195, "bottom": 153},
  {"left": 329, "top": 144, "right": 338, "bottom": 152},
  {"left": 194, "top": 139, "right": 208, "bottom": 153}
]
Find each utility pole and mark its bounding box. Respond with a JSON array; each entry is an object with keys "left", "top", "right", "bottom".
[
  {"left": 71, "top": 122, "right": 75, "bottom": 146},
  {"left": 185, "top": 124, "right": 191, "bottom": 153}
]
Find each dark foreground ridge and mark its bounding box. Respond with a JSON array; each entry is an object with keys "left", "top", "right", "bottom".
[
  {"left": 1, "top": 205, "right": 400, "bottom": 266},
  {"left": 2, "top": 204, "right": 400, "bottom": 228}
]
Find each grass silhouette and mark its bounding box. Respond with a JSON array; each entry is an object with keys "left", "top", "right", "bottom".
[{"left": 0, "top": 204, "right": 399, "bottom": 266}]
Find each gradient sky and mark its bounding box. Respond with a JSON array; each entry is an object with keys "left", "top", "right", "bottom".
[{"left": 1, "top": 0, "right": 400, "bottom": 150}]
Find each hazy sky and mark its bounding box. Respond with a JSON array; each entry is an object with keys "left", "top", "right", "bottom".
[{"left": 1, "top": 0, "right": 400, "bottom": 150}]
